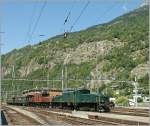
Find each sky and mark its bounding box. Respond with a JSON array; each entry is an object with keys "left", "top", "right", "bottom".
[{"left": 1, "top": 0, "right": 146, "bottom": 54}]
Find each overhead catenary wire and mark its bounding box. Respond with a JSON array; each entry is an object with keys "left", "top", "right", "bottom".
[
  {"left": 22, "top": 0, "right": 47, "bottom": 92},
  {"left": 63, "top": 3, "right": 74, "bottom": 25},
  {"left": 64, "top": 0, "right": 76, "bottom": 25},
  {"left": 69, "top": 0, "right": 90, "bottom": 32},
  {"left": 76, "top": 2, "right": 119, "bottom": 44},
  {"left": 2, "top": 78, "right": 135, "bottom": 84},
  {"left": 95, "top": 2, "right": 120, "bottom": 24},
  {"left": 59, "top": 0, "right": 76, "bottom": 35},
  {"left": 64, "top": 12, "right": 71, "bottom": 25},
  {"left": 59, "top": 1, "right": 119, "bottom": 87},
  {"left": 28, "top": 0, "right": 47, "bottom": 43},
  {"left": 62, "top": 2, "right": 121, "bottom": 85},
  {"left": 25, "top": 1, "right": 38, "bottom": 43}
]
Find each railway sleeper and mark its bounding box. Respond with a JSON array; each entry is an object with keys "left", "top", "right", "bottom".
[{"left": 88, "top": 115, "right": 149, "bottom": 125}]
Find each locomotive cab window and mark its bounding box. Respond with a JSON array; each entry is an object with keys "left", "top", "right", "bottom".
[
  {"left": 41, "top": 89, "right": 49, "bottom": 96},
  {"left": 77, "top": 89, "right": 90, "bottom": 94}
]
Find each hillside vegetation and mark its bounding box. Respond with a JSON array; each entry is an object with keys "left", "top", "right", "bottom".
[{"left": 2, "top": 6, "right": 149, "bottom": 100}]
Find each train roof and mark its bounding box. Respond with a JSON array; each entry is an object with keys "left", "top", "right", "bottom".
[
  {"left": 63, "top": 88, "right": 90, "bottom": 93},
  {"left": 22, "top": 88, "right": 89, "bottom": 95},
  {"left": 22, "top": 89, "right": 41, "bottom": 94},
  {"left": 22, "top": 88, "right": 62, "bottom": 95}
]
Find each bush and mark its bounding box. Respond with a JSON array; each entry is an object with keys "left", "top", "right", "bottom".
[
  {"left": 37, "top": 57, "right": 48, "bottom": 64},
  {"left": 116, "top": 96, "right": 129, "bottom": 106}
]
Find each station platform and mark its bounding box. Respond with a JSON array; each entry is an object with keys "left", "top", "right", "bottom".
[
  {"left": 48, "top": 109, "right": 149, "bottom": 124},
  {"left": 76, "top": 111, "right": 149, "bottom": 123}
]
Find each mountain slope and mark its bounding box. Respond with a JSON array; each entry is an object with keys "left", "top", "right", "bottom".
[{"left": 2, "top": 5, "right": 149, "bottom": 99}]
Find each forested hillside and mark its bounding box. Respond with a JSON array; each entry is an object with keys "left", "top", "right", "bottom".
[{"left": 2, "top": 5, "right": 149, "bottom": 100}]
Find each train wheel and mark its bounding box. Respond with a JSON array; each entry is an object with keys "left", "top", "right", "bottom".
[
  {"left": 75, "top": 106, "right": 79, "bottom": 111},
  {"left": 98, "top": 106, "right": 105, "bottom": 112},
  {"left": 104, "top": 106, "right": 110, "bottom": 112}
]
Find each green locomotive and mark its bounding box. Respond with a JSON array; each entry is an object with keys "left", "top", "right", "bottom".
[{"left": 52, "top": 88, "right": 111, "bottom": 112}]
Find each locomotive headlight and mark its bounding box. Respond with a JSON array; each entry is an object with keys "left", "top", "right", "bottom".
[{"left": 101, "top": 100, "right": 104, "bottom": 103}]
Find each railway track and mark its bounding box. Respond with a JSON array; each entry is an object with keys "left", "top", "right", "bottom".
[
  {"left": 30, "top": 111, "right": 67, "bottom": 125},
  {"left": 4, "top": 106, "right": 149, "bottom": 125},
  {"left": 44, "top": 108, "right": 149, "bottom": 125},
  {"left": 111, "top": 107, "right": 149, "bottom": 117},
  {"left": 3, "top": 106, "right": 68, "bottom": 125},
  {"left": 88, "top": 114, "right": 149, "bottom": 125},
  {"left": 114, "top": 107, "right": 149, "bottom": 113},
  {"left": 58, "top": 115, "right": 120, "bottom": 125},
  {"left": 26, "top": 107, "right": 72, "bottom": 113},
  {"left": 2, "top": 106, "right": 41, "bottom": 125},
  {"left": 26, "top": 108, "right": 69, "bottom": 125},
  {"left": 26, "top": 108, "right": 120, "bottom": 125},
  {"left": 36, "top": 107, "right": 149, "bottom": 117}
]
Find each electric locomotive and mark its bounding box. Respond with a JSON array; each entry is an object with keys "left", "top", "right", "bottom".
[{"left": 52, "top": 88, "right": 111, "bottom": 112}]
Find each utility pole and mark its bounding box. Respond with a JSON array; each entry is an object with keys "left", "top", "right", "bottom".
[
  {"left": 103, "top": 46, "right": 107, "bottom": 95},
  {"left": 47, "top": 64, "right": 50, "bottom": 88},
  {"left": 62, "top": 67, "right": 64, "bottom": 90},
  {"left": 39, "top": 34, "right": 46, "bottom": 89},
  {"left": 16, "top": 86, "right": 19, "bottom": 96},
  {"left": 0, "top": 30, "right": 5, "bottom": 103},
  {"left": 0, "top": 31, "right": 1, "bottom": 103},
  {"left": 95, "top": 43, "right": 101, "bottom": 106},
  {"left": 64, "top": 54, "right": 70, "bottom": 89},
  {"left": 47, "top": 71, "right": 49, "bottom": 88},
  {"left": 6, "top": 91, "right": 8, "bottom": 103},
  {"left": 134, "top": 76, "right": 138, "bottom": 107},
  {"left": 65, "top": 65, "right": 68, "bottom": 89},
  {"left": 12, "top": 65, "right": 15, "bottom": 96},
  {"left": 52, "top": 79, "right": 54, "bottom": 89},
  {"left": 96, "top": 58, "right": 99, "bottom": 94},
  {"left": 95, "top": 43, "right": 99, "bottom": 94}
]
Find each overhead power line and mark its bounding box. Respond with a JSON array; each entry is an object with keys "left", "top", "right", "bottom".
[
  {"left": 64, "top": 12, "right": 71, "bottom": 25},
  {"left": 28, "top": 0, "right": 47, "bottom": 43},
  {"left": 82, "top": 2, "right": 120, "bottom": 43},
  {"left": 25, "top": 1, "right": 38, "bottom": 43},
  {"left": 60, "top": 0, "right": 76, "bottom": 34},
  {"left": 64, "top": 9, "right": 71, "bottom": 25},
  {"left": 95, "top": 2, "right": 119, "bottom": 24},
  {"left": 64, "top": 0, "right": 76, "bottom": 25},
  {"left": 2, "top": 78, "right": 134, "bottom": 83},
  {"left": 70, "top": 0, "right": 90, "bottom": 32}
]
